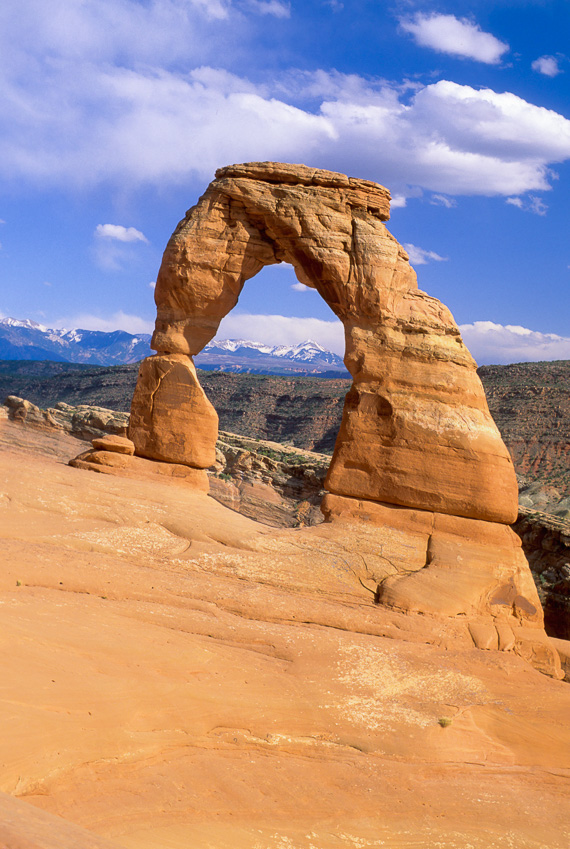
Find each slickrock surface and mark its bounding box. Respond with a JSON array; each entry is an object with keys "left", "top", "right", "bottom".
[
  {"left": 133, "top": 161, "right": 517, "bottom": 523},
  {"left": 1, "top": 419, "right": 570, "bottom": 849}
]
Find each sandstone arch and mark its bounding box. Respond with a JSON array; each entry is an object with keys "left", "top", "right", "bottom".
[{"left": 129, "top": 161, "right": 517, "bottom": 525}]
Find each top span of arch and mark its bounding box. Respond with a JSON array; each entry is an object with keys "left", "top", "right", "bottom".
[{"left": 214, "top": 161, "right": 391, "bottom": 219}]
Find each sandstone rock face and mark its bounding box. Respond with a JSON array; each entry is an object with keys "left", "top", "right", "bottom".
[
  {"left": 129, "top": 354, "right": 218, "bottom": 468},
  {"left": 131, "top": 161, "right": 517, "bottom": 524}
]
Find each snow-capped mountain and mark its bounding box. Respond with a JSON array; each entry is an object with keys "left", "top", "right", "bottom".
[
  {"left": 0, "top": 317, "right": 152, "bottom": 365},
  {"left": 194, "top": 338, "right": 347, "bottom": 375},
  {"left": 0, "top": 319, "right": 347, "bottom": 375}
]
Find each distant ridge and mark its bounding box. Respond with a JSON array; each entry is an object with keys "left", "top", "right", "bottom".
[
  {"left": 195, "top": 338, "right": 348, "bottom": 376},
  {"left": 0, "top": 319, "right": 348, "bottom": 376},
  {"left": 0, "top": 317, "right": 152, "bottom": 365}
]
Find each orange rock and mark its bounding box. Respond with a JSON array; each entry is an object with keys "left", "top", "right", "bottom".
[
  {"left": 320, "top": 491, "right": 562, "bottom": 676},
  {"left": 69, "top": 448, "right": 210, "bottom": 492},
  {"left": 133, "top": 161, "right": 516, "bottom": 522},
  {"left": 129, "top": 353, "right": 217, "bottom": 469},
  {"left": 91, "top": 435, "right": 135, "bottom": 455}
]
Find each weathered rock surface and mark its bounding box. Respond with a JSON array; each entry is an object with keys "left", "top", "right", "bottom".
[
  {"left": 210, "top": 431, "right": 328, "bottom": 527},
  {"left": 132, "top": 161, "right": 517, "bottom": 524},
  {"left": 3, "top": 395, "right": 129, "bottom": 440},
  {"left": 7, "top": 397, "right": 569, "bottom": 640},
  {"left": 91, "top": 434, "right": 135, "bottom": 455}
]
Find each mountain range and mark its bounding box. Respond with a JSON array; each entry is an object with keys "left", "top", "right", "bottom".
[
  {"left": 0, "top": 318, "right": 152, "bottom": 365},
  {"left": 0, "top": 318, "right": 348, "bottom": 376}
]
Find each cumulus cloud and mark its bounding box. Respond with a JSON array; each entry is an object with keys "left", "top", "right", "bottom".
[
  {"left": 532, "top": 55, "right": 562, "bottom": 77},
  {"left": 390, "top": 194, "right": 407, "bottom": 209},
  {"left": 400, "top": 13, "right": 509, "bottom": 64},
  {"left": 0, "top": 3, "right": 569, "bottom": 200},
  {"left": 506, "top": 195, "right": 548, "bottom": 215},
  {"left": 95, "top": 224, "right": 148, "bottom": 242},
  {"left": 215, "top": 312, "right": 345, "bottom": 353},
  {"left": 403, "top": 244, "right": 447, "bottom": 265},
  {"left": 459, "top": 321, "right": 570, "bottom": 365},
  {"left": 52, "top": 311, "right": 154, "bottom": 334},
  {"left": 93, "top": 224, "right": 149, "bottom": 270},
  {"left": 291, "top": 282, "right": 312, "bottom": 292}
]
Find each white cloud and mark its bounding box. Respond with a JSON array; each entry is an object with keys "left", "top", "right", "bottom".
[
  {"left": 460, "top": 321, "right": 570, "bottom": 365},
  {"left": 430, "top": 194, "right": 456, "bottom": 208},
  {"left": 93, "top": 223, "right": 149, "bottom": 271},
  {"left": 95, "top": 224, "right": 148, "bottom": 242},
  {"left": 403, "top": 243, "right": 447, "bottom": 265},
  {"left": 291, "top": 281, "right": 312, "bottom": 292},
  {"left": 532, "top": 56, "right": 562, "bottom": 77},
  {"left": 400, "top": 13, "right": 509, "bottom": 64},
  {"left": 149, "top": 281, "right": 156, "bottom": 289},
  {"left": 390, "top": 194, "right": 407, "bottom": 209},
  {"left": 215, "top": 312, "right": 345, "bottom": 353},
  {"left": 0, "top": 4, "right": 569, "bottom": 199},
  {"left": 52, "top": 311, "right": 154, "bottom": 334},
  {"left": 506, "top": 195, "right": 548, "bottom": 215},
  {"left": 247, "top": 1, "right": 290, "bottom": 18}
]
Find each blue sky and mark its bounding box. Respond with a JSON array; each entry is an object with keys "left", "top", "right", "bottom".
[{"left": 1, "top": 0, "right": 569, "bottom": 363}]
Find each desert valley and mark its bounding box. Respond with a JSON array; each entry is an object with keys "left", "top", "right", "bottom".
[{"left": 1, "top": 162, "right": 569, "bottom": 849}]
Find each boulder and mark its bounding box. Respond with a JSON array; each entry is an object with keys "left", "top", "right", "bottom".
[{"left": 91, "top": 435, "right": 135, "bottom": 455}]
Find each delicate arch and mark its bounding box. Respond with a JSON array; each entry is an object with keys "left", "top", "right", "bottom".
[{"left": 129, "top": 162, "right": 517, "bottom": 524}]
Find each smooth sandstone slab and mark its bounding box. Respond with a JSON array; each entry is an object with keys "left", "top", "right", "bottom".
[
  {"left": 70, "top": 448, "right": 210, "bottom": 491},
  {"left": 2, "top": 425, "right": 570, "bottom": 849}
]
